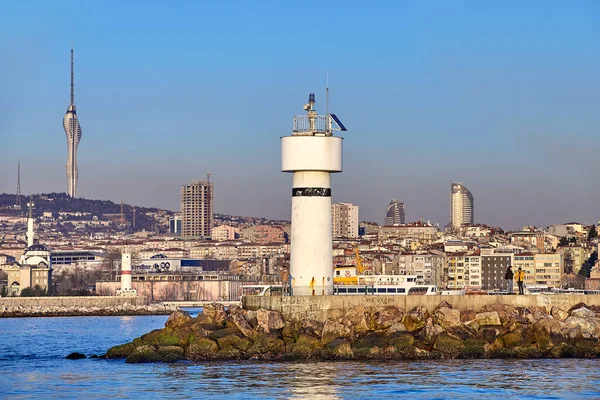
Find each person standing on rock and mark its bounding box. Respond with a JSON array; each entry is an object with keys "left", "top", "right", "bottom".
[
  {"left": 515, "top": 267, "right": 525, "bottom": 295},
  {"left": 504, "top": 265, "right": 514, "bottom": 294}
]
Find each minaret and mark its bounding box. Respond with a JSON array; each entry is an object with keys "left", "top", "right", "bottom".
[
  {"left": 27, "top": 197, "right": 34, "bottom": 247},
  {"left": 63, "top": 43, "right": 83, "bottom": 197},
  {"left": 281, "top": 93, "right": 346, "bottom": 295}
]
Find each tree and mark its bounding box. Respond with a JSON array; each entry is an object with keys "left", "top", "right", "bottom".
[
  {"left": 579, "top": 251, "right": 599, "bottom": 279},
  {"left": 20, "top": 287, "right": 34, "bottom": 297},
  {"left": 588, "top": 226, "right": 598, "bottom": 241}
]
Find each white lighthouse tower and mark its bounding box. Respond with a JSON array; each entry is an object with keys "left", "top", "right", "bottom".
[
  {"left": 118, "top": 252, "right": 137, "bottom": 296},
  {"left": 281, "top": 93, "right": 346, "bottom": 295}
]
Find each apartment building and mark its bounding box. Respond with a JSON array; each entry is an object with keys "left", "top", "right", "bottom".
[
  {"left": 181, "top": 180, "right": 214, "bottom": 239},
  {"left": 332, "top": 202, "right": 359, "bottom": 238}
]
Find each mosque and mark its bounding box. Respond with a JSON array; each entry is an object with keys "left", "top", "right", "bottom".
[{"left": 4, "top": 201, "right": 52, "bottom": 296}]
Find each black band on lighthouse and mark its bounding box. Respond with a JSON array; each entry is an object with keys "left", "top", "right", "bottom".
[{"left": 292, "top": 187, "right": 331, "bottom": 197}]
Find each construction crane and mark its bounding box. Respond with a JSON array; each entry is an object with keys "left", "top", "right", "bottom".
[{"left": 353, "top": 243, "right": 365, "bottom": 274}]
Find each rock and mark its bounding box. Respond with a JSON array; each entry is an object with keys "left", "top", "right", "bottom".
[
  {"left": 65, "top": 352, "right": 86, "bottom": 360},
  {"left": 244, "top": 310, "right": 259, "bottom": 328},
  {"left": 568, "top": 302, "right": 588, "bottom": 313},
  {"left": 202, "top": 303, "right": 227, "bottom": 325},
  {"left": 165, "top": 310, "right": 191, "bottom": 329},
  {"left": 460, "top": 339, "right": 486, "bottom": 359},
  {"left": 227, "top": 313, "right": 254, "bottom": 337},
  {"left": 325, "top": 339, "right": 354, "bottom": 359},
  {"left": 125, "top": 345, "right": 164, "bottom": 363},
  {"left": 563, "top": 316, "right": 600, "bottom": 339},
  {"left": 545, "top": 343, "right": 577, "bottom": 358},
  {"left": 433, "top": 334, "right": 464, "bottom": 358},
  {"left": 208, "top": 327, "right": 242, "bottom": 341},
  {"left": 354, "top": 331, "right": 386, "bottom": 350},
  {"left": 141, "top": 329, "right": 181, "bottom": 347},
  {"left": 282, "top": 321, "right": 300, "bottom": 345},
  {"left": 433, "top": 307, "right": 461, "bottom": 329},
  {"left": 534, "top": 317, "right": 564, "bottom": 342},
  {"left": 418, "top": 318, "right": 444, "bottom": 344},
  {"left": 387, "top": 321, "right": 407, "bottom": 334},
  {"left": 481, "top": 303, "right": 517, "bottom": 315},
  {"left": 301, "top": 319, "right": 324, "bottom": 337},
  {"left": 502, "top": 330, "right": 524, "bottom": 348},
  {"left": 550, "top": 307, "right": 569, "bottom": 322},
  {"left": 322, "top": 319, "right": 354, "bottom": 345},
  {"left": 574, "top": 340, "right": 600, "bottom": 358},
  {"left": 186, "top": 338, "right": 219, "bottom": 361},
  {"left": 570, "top": 307, "right": 596, "bottom": 319},
  {"left": 217, "top": 334, "right": 251, "bottom": 351},
  {"left": 342, "top": 306, "right": 370, "bottom": 333},
  {"left": 105, "top": 342, "right": 137, "bottom": 359},
  {"left": 158, "top": 345, "right": 185, "bottom": 362},
  {"left": 373, "top": 306, "right": 405, "bottom": 330},
  {"left": 256, "top": 309, "right": 285, "bottom": 333},
  {"left": 475, "top": 311, "right": 501, "bottom": 326},
  {"left": 157, "top": 345, "right": 185, "bottom": 357},
  {"left": 387, "top": 331, "right": 414, "bottom": 350},
  {"left": 460, "top": 309, "right": 477, "bottom": 323},
  {"left": 216, "top": 346, "right": 244, "bottom": 360},
  {"left": 435, "top": 301, "right": 453, "bottom": 310},
  {"left": 286, "top": 334, "right": 323, "bottom": 359},
  {"left": 402, "top": 307, "right": 428, "bottom": 333},
  {"left": 246, "top": 333, "right": 285, "bottom": 359}
]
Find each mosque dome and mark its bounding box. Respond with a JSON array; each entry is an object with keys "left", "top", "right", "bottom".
[{"left": 25, "top": 244, "right": 49, "bottom": 253}]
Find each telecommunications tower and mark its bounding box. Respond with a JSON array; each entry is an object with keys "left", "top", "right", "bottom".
[{"left": 63, "top": 43, "right": 83, "bottom": 197}]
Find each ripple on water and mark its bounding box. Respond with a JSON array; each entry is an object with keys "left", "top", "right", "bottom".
[{"left": 1, "top": 316, "right": 600, "bottom": 399}]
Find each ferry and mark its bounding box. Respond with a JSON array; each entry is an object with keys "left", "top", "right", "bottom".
[{"left": 333, "top": 265, "right": 438, "bottom": 295}]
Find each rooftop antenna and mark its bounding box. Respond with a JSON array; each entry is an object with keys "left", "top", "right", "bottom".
[
  {"left": 16, "top": 161, "right": 22, "bottom": 211},
  {"left": 325, "top": 71, "right": 330, "bottom": 134},
  {"left": 207, "top": 172, "right": 211, "bottom": 182},
  {"left": 70, "top": 41, "right": 75, "bottom": 105}
]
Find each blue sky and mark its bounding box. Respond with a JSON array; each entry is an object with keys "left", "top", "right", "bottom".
[{"left": 1, "top": 1, "right": 599, "bottom": 229}]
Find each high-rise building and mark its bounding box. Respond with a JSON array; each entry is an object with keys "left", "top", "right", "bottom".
[
  {"left": 181, "top": 179, "right": 213, "bottom": 239},
  {"left": 169, "top": 215, "right": 182, "bottom": 235},
  {"left": 384, "top": 198, "right": 405, "bottom": 225},
  {"left": 332, "top": 202, "right": 359, "bottom": 238},
  {"left": 450, "top": 182, "right": 474, "bottom": 228},
  {"left": 63, "top": 45, "right": 83, "bottom": 198}
]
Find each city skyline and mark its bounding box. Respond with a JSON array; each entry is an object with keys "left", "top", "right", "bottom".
[{"left": 1, "top": 1, "right": 598, "bottom": 230}]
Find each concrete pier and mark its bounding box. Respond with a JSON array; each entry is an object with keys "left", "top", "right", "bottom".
[{"left": 242, "top": 294, "right": 600, "bottom": 322}]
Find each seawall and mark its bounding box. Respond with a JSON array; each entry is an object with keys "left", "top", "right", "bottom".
[
  {"left": 242, "top": 294, "right": 600, "bottom": 322},
  {"left": 0, "top": 296, "right": 179, "bottom": 318},
  {"left": 0, "top": 296, "right": 148, "bottom": 308}
]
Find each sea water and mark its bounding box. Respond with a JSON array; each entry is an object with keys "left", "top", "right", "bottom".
[{"left": 1, "top": 313, "right": 599, "bottom": 399}]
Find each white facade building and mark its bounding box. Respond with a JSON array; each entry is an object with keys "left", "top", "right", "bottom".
[
  {"left": 450, "top": 182, "right": 474, "bottom": 228},
  {"left": 332, "top": 202, "right": 359, "bottom": 238}
]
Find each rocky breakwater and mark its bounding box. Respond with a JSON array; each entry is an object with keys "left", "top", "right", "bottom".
[
  {"left": 105, "top": 301, "right": 600, "bottom": 363},
  {"left": 1, "top": 303, "right": 178, "bottom": 318}
]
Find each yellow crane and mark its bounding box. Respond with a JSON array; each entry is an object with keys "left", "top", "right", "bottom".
[{"left": 353, "top": 243, "right": 365, "bottom": 274}]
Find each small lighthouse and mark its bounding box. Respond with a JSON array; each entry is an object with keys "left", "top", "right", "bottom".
[
  {"left": 281, "top": 93, "right": 346, "bottom": 295},
  {"left": 118, "top": 252, "right": 136, "bottom": 296}
]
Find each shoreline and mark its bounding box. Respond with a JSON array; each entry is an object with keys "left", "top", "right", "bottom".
[{"left": 0, "top": 303, "right": 179, "bottom": 318}]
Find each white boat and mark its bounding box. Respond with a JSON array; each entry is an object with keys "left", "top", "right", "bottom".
[{"left": 333, "top": 266, "right": 438, "bottom": 295}]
